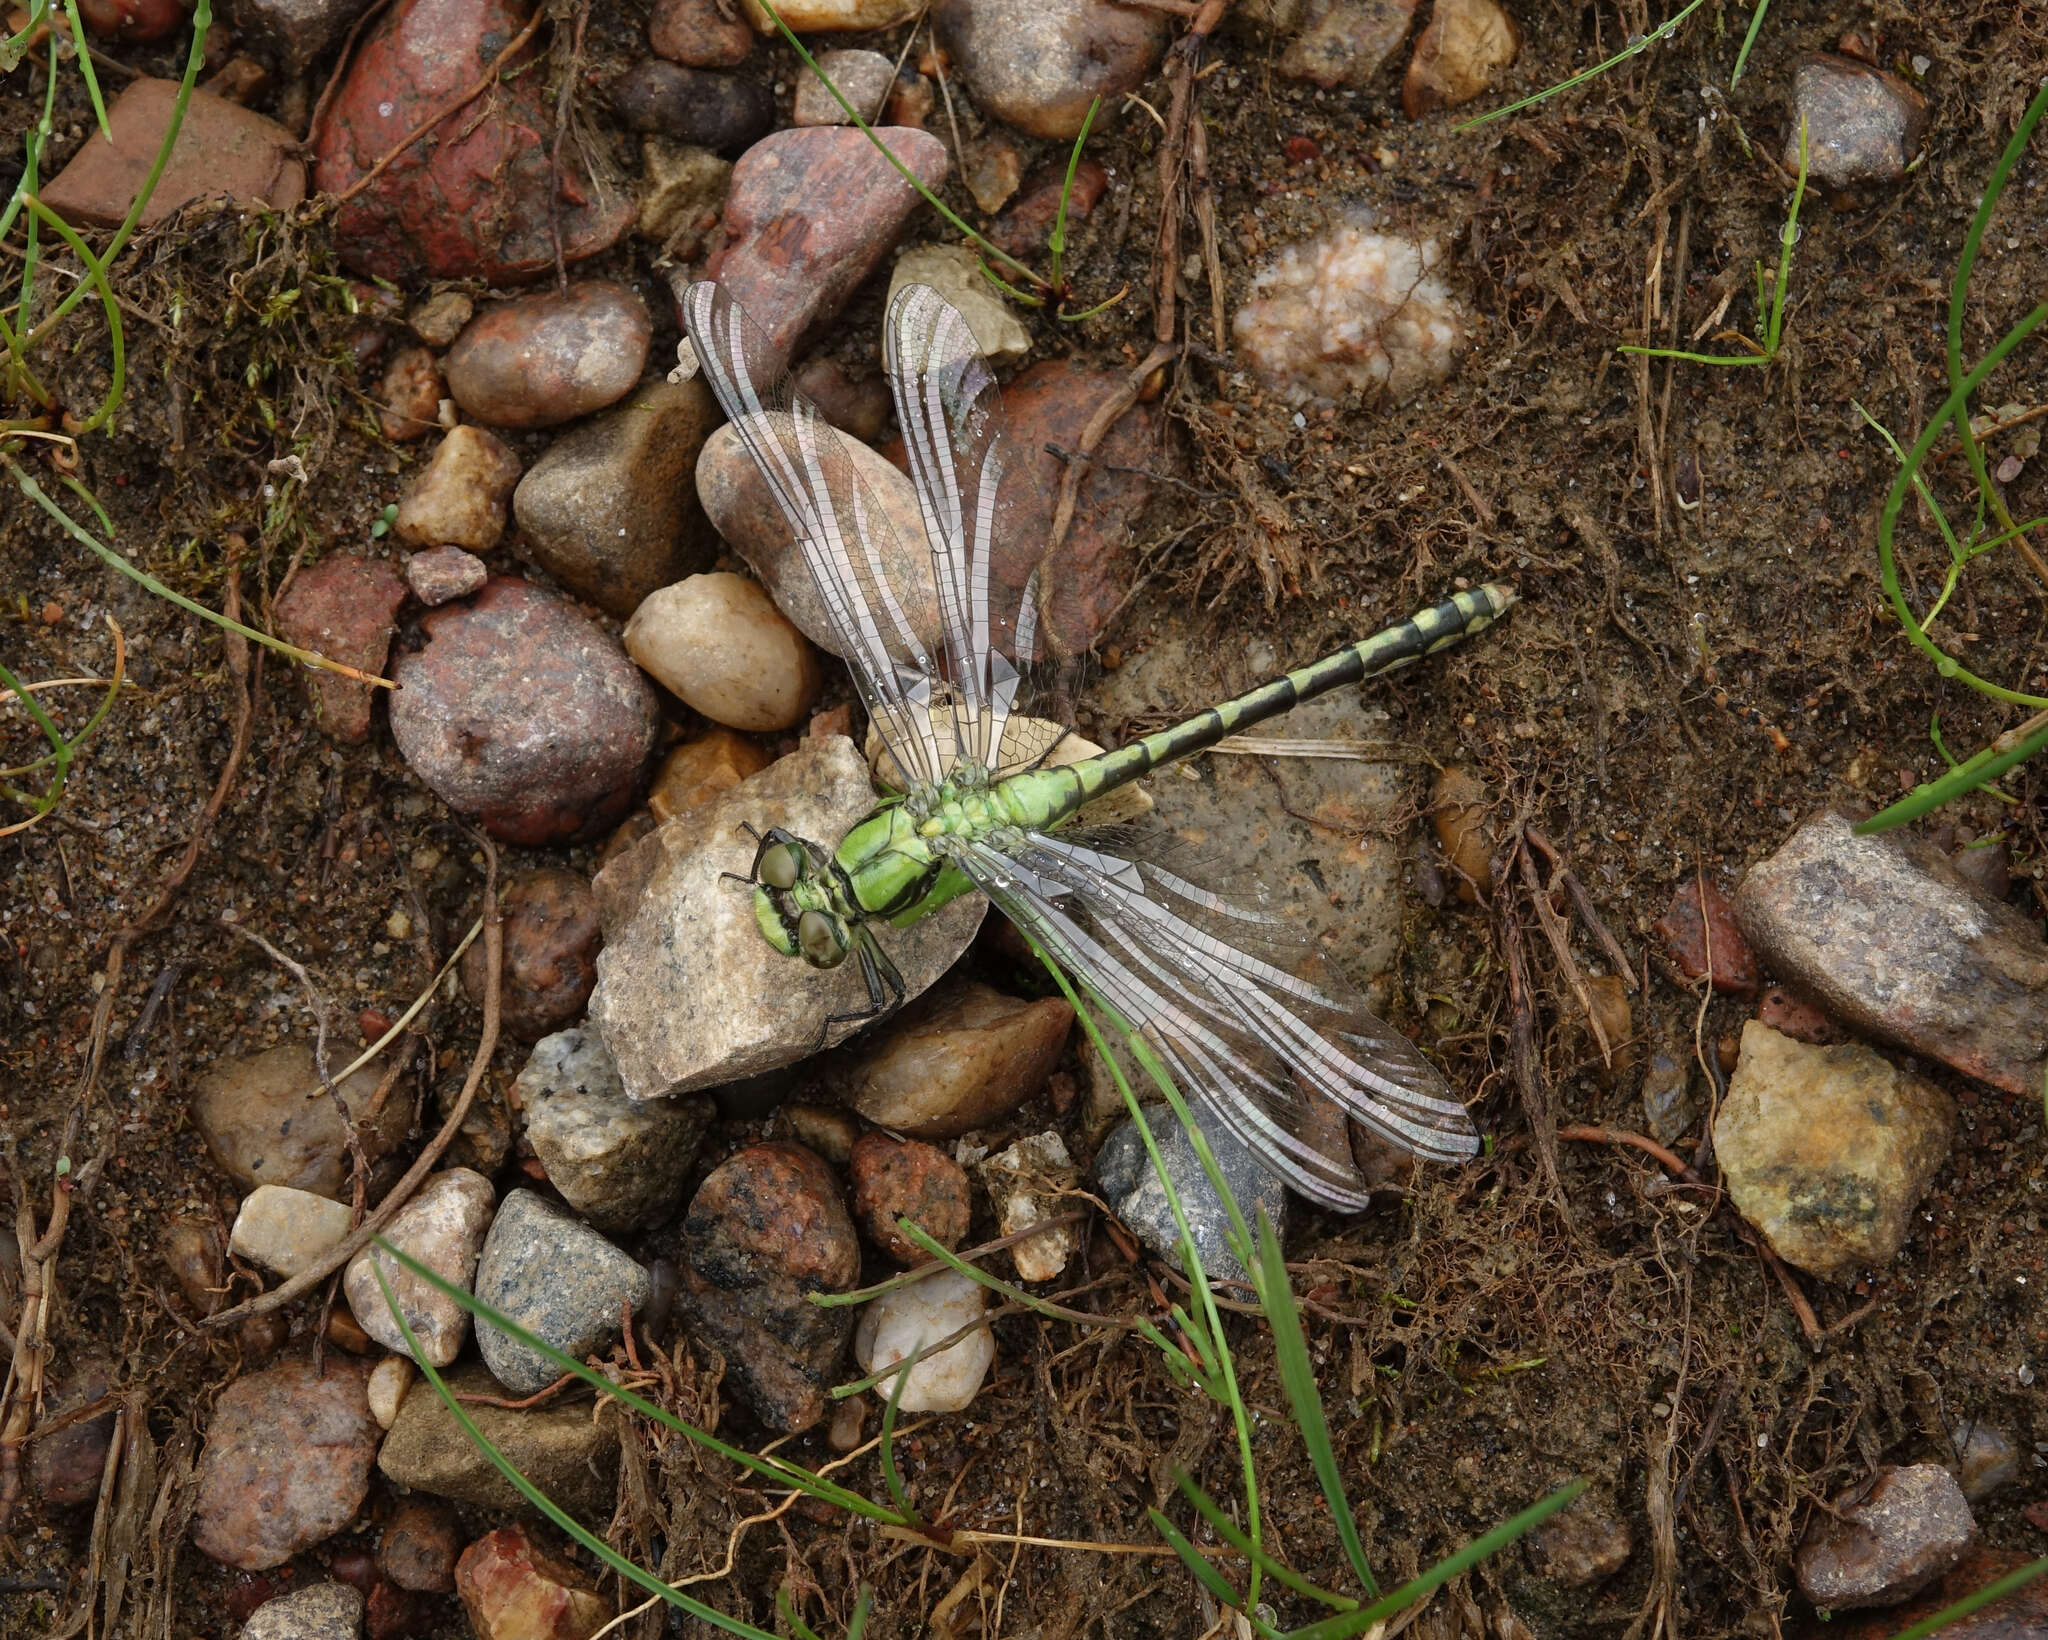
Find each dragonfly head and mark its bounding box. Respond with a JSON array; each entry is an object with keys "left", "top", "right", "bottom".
[{"left": 746, "top": 830, "right": 856, "bottom": 969}]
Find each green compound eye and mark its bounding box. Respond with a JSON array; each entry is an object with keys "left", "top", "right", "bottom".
[
  {"left": 758, "top": 842, "right": 801, "bottom": 891},
  {"left": 797, "top": 909, "right": 847, "bottom": 968}
]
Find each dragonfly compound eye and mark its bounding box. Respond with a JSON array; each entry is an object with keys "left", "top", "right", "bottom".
[
  {"left": 758, "top": 842, "right": 801, "bottom": 891},
  {"left": 796, "top": 909, "right": 848, "bottom": 968}
]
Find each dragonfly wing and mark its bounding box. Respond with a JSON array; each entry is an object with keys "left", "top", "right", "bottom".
[
  {"left": 885, "top": 284, "right": 1067, "bottom": 781},
  {"left": 952, "top": 830, "right": 1479, "bottom": 1211},
  {"left": 681, "top": 280, "right": 950, "bottom": 791}
]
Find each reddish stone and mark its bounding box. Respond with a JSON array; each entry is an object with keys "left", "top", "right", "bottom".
[
  {"left": 848, "top": 1132, "right": 971, "bottom": 1265},
  {"left": 459, "top": 867, "right": 602, "bottom": 1040},
  {"left": 704, "top": 125, "right": 948, "bottom": 375},
  {"left": 1755, "top": 984, "right": 1842, "bottom": 1045},
  {"left": 988, "top": 158, "right": 1106, "bottom": 258},
  {"left": 403, "top": 545, "right": 489, "bottom": 607},
  {"left": 76, "top": 0, "right": 188, "bottom": 40},
  {"left": 991, "top": 357, "right": 1178, "bottom": 660},
  {"left": 377, "top": 1497, "right": 463, "bottom": 1593},
  {"left": 366, "top": 1579, "right": 431, "bottom": 1640},
  {"left": 1831, "top": 1549, "right": 2048, "bottom": 1640},
  {"left": 1653, "top": 878, "right": 1759, "bottom": 996},
  {"left": 455, "top": 1527, "right": 608, "bottom": 1640},
  {"left": 1284, "top": 135, "right": 1321, "bottom": 164},
  {"left": 274, "top": 552, "right": 408, "bottom": 744},
  {"left": 40, "top": 80, "right": 304, "bottom": 231},
  {"left": 649, "top": 0, "right": 753, "bottom": 65},
  {"left": 378, "top": 345, "right": 445, "bottom": 442},
  {"left": 312, "top": 0, "right": 633, "bottom": 283},
  {"left": 388, "top": 578, "right": 660, "bottom": 846}
]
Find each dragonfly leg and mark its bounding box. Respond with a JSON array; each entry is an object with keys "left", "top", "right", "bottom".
[{"left": 808, "top": 928, "right": 907, "bottom": 1052}]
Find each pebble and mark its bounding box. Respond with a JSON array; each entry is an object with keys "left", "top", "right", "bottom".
[
  {"left": 1754, "top": 983, "right": 1841, "bottom": 1045},
  {"left": 389, "top": 578, "right": 660, "bottom": 846},
  {"left": 378, "top": 347, "right": 446, "bottom": 442},
  {"left": 1789, "top": 53, "right": 1928, "bottom": 193},
  {"left": 848, "top": 1133, "right": 971, "bottom": 1264},
  {"left": 192, "top": 1045, "right": 408, "bottom": 1199},
  {"left": 231, "top": 0, "right": 369, "bottom": 74},
  {"left": 737, "top": 0, "right": 918, "bottom": 25},
  {"left": 1654, "top": 877, "right": 1759, "bottom": 995},
  {"left": 847, "top": 977, "right": 1073, "bottom": 1140},
  {"left": 378, "top": 1363, "right": 619, "bottom": 1521},
  {"left": 1280, "top": 0, "right": 1418, "bottom": 89},
  {"left": 366, "top": 1356, "right": 415, "bottom": 1430},
  {"left": 589, "top": 737, "right": 984, "bottom": 1095},
  {"left": 313, "top": 0, "right": 631, "bottom": 282},
  {"left": 963, "top": 134, "right": 1024, "bottom": 214},
  {"left": 695, "top": 421, "right": 941, "bottom": 660},
  {"left": 444, "top": 284, "right": 652, "bottom": 431},
  {"left": 229, "top": 1185, "right": 356, "bottom": 1279},
  {"left": 635, "top": 138, "right": 732, "bottom": 255},
  {"left": 512, "top": 376, "right": 722, "bottom": 617},
  {"left": 458, "top": 868, "right": 603, "bottom": 1042},
  {"left": 1949, "top": 1420, "right": 2020, "bottom": 1503},
  {"left": 795, "top": 48, "right": 897, "bottom": 126},
  {"left": 648, "top": 729, "right": 773, "bottom": 822},
  {"left": 409, "top": 290, "right": 474, "bottom": 348},
  {"left": 392, "top": 425, "right": 524, "bottom": 554},
  {"left": 935, "top": 0, "right": 1167, "bottom": 140},
  {"left": 611, "top": 60, "right": 774, "bottom": 156},
  {"left": 706, "top": 125, "right": 949, "bottom": 374},
  {"left": 377, "top": 1497, "right": 463, "bottom": 1594},
  {"left": 517, "top": 1028, "right": 714, "bottom": 1230},
  {"left": 241, "top": 1583, "right": 366, "bottom": 1640},
  {"left": 769, "top": 1103, "right": 861, "bottom": 1167},
  {"left": 192, "top": 1358, "right": 379, "bottom": 1571},
  {"left": 1713, "top": 1021, "right": 1954, "bottom": 1283},
  {"left": 1734, "top": 809, "right": 2046, "bottom": 1098},
  {"left": 852, "top": 1268, "right": 996, "bottom": 1413},
  {"left": 1236, "top": 224, "right": 1464, "bottom": 408},
  {"left": 788, "top": 356, "right": 892, "bottom": 442},
  {"left": 1402, "top": 0, "right": 1520, "bottom": 116},
  {"left": 342, "top": 1168, "right": 496, "bottom": 1367},
  {"left": 887, "top": 245, "right": 1031, "bottom": 363},
  {"left": 624, "top": 573, "right": 822, "bottom": 732},
  {"left": 457, "top": 1527, "right": 609, "bottom": 1640},
  {"left": 1430, "top": 764, "right": 1493, "bottom": 902},
  {"left": 77, "top": 0, "right": 191, "bottom": 43},
  {"left": 29, "top": 1354, "right": 117, "bottom": 1506},
  {"left": 649, "top": 0, "right": 753, "bottom": 65},
  {"left": 274, "top": 551, "right": 408, "bottom": 744},
  {"left": 41, "top": 80, "right": 304, "bottom": 231},
  {"left": 1638, "top": 1048, "right": 1698, "bottom": 1146},
  {"left": 978, "top": 1132, "right": 1077, "bottom": 1282},
  {"left": 676, "top": 1143, "right": 860, "bottom": 1431},
  {"left": 1795, "top": 1465, "right": 1977, "bottom": 1610},
  {"left": 1524, "top": 1489, "right": 1632, "bottom": 1585},
  {"left": 1095, "top": 1100, "right": 1283, "bottom": 1283},
  {"left": 161, "top": 1210, "right": 228, "bottom": 1317},
  {"left": 474, "top": 1189, "right": 652, "bottom": 1395},
  {"left": 403, "top": 545, "right": 488, "bottom": 607},
  {"left": 887, "top": 71, "right": 935, "bottom": 128},
  {"left": 986, "top": 157, "right": 1106, "bottom": 258}
]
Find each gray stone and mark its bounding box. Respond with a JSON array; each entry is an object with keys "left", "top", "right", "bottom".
[
  {"left": 1734, "top": 809, "right": 2046, "bottom": 1099},
  {"left": 1794, "top": 1465, "right": 1977, "bottom": 1610},
  {"left": 231, "top": 0, "right": 380, "bottom": 77},
  {"left": 241, "top": 1581, "right": 364, "bottom": 1640},
  {"left": 1093, "top": 1101, "right": 1283, "bottom": 1285},
  {"left": 588, "top": 736, "right": 984, "bottom": 1099},
  {"left": 1713, "top": 1022, "right": 1954, "bottom": 1283},
  {"left": 1279, "top": 0, "right": 1417, "bottom": 88},
  {"left": 512, "top": 376, "right": 722, "bottom": 619},
  {"left": 342, "top": 1169, "right": 496, "bottom": 1367},
  {"left": 1950, "top": 1420, "right": 2021, "bottom": 1503},
  {"left": 1638, "top": 1048, "right": 1698, "bottom": 1146},
  {"left": 794, "top": 48, "right": 896, "bottom": 126},
  {"left": 517, "top": 1028, "right": 713, "bottom": 1231},
  {"left": 1787, "top": 53, "right": 1927, "bottom": 192},
  {"left": 474, "top": 1189, "right": 652, "bottom": 1395},
  {"left": 377, "top": 1364, "right": 618, "bottom": 1522}
]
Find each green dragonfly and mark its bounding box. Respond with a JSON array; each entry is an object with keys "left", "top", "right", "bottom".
[{"left": 680, "top": 280, "right": 1516, "bottom": 1209}]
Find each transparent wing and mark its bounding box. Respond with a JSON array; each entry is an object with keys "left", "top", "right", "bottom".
[
  {"left": 884, "top": 284, "right": 1070, "bottom": 783},
  {"left": 681, "top": 280, "right": 951, "bottom": 791},
  {"left": 952, "top": 830, "right": 1480, "bottom": 1211}
]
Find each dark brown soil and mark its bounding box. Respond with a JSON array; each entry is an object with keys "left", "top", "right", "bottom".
[{"left": 5, "top": 2, "right": 2046, "bottom": 1636}]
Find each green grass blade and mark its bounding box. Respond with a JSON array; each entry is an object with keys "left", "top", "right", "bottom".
[
  {"left": 1047, "top": 94, "right": 1100, "bottom": 289},
  {"left": 1284, "top": 1479, "right": 1588, "bottom": 1639},
  {"left": 1145, "top": 1507, "right": 1247, "bottom": 1610},
  {"left": 59, "top": 0, "right": 111, "bottom": 138},
  {"left": 365, "top": 1239, "right": 912, "bottom": 1525},
  {"left": 0, "top": 657, "right": 71, "bottom": 818},
  {"left": 368, "top": 1261, "right": 785, "bottom": 1640},
  {"left": 1881, "top": 1557, "right": 2048, "bottom": 1640},
  {"left": 1728, "top": 0, "right": 1772, "bottom": 86},
  {"left": 1856, "top": 712, "right": 2048, "bottom": 833},
  {"left": 1172, "top": 1469, "right": 1356, "bottom": 1611},
  {"left": 845, "top": 1584, "right": 875, "bottom": 1640},
  {"left": 18, "top": 195, "right": 123, "bottom": 433},
  {"left": 875, "top": 1359, "right": 913, "bottom": 1521},
  {"left": 1456, "top": 0, "right": 1705, "bottom": 131},
  {"left": 1255, "top": 1208, "right": 1377, "bottom": 1596}
]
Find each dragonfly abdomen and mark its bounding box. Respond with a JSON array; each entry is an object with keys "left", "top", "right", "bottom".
[{"left": 1046, "top": 584, "right": 1517, "bottom": 823}]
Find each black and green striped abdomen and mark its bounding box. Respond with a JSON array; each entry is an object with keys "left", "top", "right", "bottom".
[{"left": 1016, "top": 583, "right": 1517, "bottom": 830}]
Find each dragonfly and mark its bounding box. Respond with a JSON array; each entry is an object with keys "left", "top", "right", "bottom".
[{"left": 680, "top": 279, "right": 1516, "bottom": 1210}]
